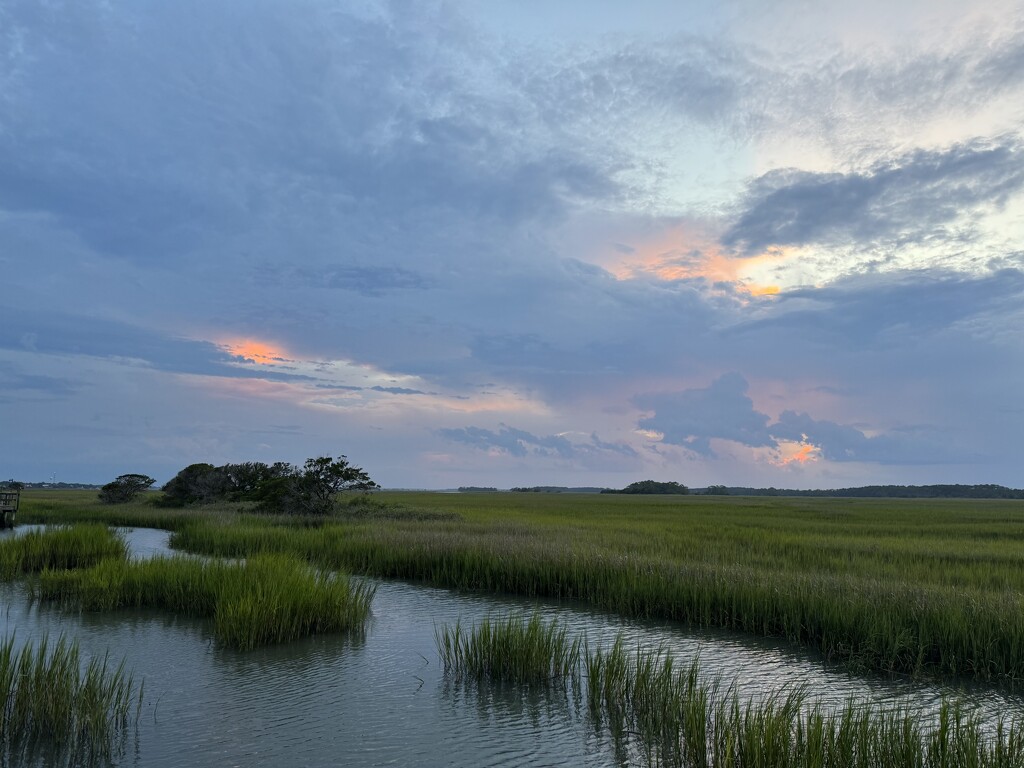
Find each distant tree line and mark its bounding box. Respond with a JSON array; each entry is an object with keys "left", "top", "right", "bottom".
[
  {"left": 2, "top": 479, "right": 99, "bottom": 490},
  {"left": 601, "top": 480, "right": 689, "bottom": 495},
  {"left": 721, "top": 484, "right": 1024, "bottom": 499},
  {"left": 510, "top": 486, "right": 609, "bottom": 493},
  {"left": 457, "top": 486, "right": 498, "bottom": 493}
]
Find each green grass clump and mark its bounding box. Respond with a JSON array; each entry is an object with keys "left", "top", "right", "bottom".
[
  {"left": 0, "top": 634, "right": 141, "bottom": 761},
  {"left": 0, "top": 524, "right": 127, "bottom": 579},
  {"left": 35, "top": 553, "right": 376, "bottom": 651},
  {"left": 435, "top": 613, "right": 581, "bottom": 684}
]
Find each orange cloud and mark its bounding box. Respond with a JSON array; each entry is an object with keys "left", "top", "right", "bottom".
[
  {"left": 597, "top": 223, "right": 793, "bottom": 295},
  {"left": 220, "top": 338, "right": 288, "bottom": 365},
  {"left": 774, "top": 440, "right": 822, "bottom": 467}
]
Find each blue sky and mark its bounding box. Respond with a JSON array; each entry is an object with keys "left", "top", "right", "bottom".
[{"left": 2, "top": 0, "right": 1023, "bottom": 488}]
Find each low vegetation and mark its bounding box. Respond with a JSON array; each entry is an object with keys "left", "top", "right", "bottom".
[{"left": 0, "top": 634, "right": 142, "bottom": 760}]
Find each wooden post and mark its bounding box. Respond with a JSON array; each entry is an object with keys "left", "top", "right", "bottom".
[{"left": 0, "top": 490, "right": 18, "bottom": 529}]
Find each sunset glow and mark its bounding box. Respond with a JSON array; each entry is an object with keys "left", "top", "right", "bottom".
[
  {"left": 600, "top": 226, "right": 795, "bottom": 295},
  {"left": 221, "top": 339, "right": 288, "bottom": 365},
  {"left": 775, "top": 441, "right": 822, "bottom": 467}
]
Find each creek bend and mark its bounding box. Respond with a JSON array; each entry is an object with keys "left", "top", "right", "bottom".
[{"left": 1, "top": 526, "right": 1021, "bottom": 767}]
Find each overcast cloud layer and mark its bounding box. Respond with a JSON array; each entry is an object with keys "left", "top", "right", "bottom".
[{"left": 2, "top": 0, "right": 1023, "bottom": 488}]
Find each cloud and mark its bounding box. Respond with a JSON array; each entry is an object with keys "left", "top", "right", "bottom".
[
  {"left": 0, "top": 310, "right": 317, "bottom": 383},
  {"left": 633, "top": 373, "right": 775, "bottom": 456},
  {"left": 730, "top": 268, "right": 1024, "bottom": 353},
  {"left": 633, "top": 371, "right": 982, "bottom": 466},
  {"left": 722, "top": 139, "right": 1024, "bottom": 253},
  {"left": 772, "top": 411, "right": 963, "bottom": 465},
  {"left": 0, "top": 361, "right": 80, "bottom": 401},
  {"left": 438, "top": 424, "right": 638, "bottom": 464},
  {"left": 369, "top": 386, "right": 429, "bottom": 396},
  {"left": 254, "top": 265, "right": 431, "bottom": 295}
]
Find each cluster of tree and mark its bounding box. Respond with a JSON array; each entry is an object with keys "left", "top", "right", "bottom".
[
  {"left": 456, "top": 486, "right": 498, "bottom": 493},
  {"left": 720, "top": 484, "right": 1024, "bottom": 499},
  {"left": 1, "top": 479, "right": 24, "bottom": 491},
  {"left": 160, "top": 456, "right": 377, "bottom": 514},
  {"left": 703, "top": 485, "right": 729, "bottom": 495},
  {"left": 98, "top": 474, "right": 156, "bottom": 504},
  {"left": 601, "top": 480, "right": 689, "bottom": 495}
]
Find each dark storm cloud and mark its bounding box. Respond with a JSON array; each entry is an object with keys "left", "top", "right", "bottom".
[
  {"left": 722, "top": 140, "right": 1024, "bottom": 253},
  {"left": 633, "top": 373, "right": 775, "bottom": 456}
]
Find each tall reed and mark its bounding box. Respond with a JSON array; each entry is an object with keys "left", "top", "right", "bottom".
[
  {"left": 0, "top": 524, "right": 127, "bottom": 579},
  {"left": 435, "top": 613, "right": 581, "bottom": 684},
  {"left": 436, "top": 615, "right": 1024, "bottom": 768},
  {"left": 35, "top": 552, "right": 376, "bottom": 651},
  {"left": 0, "top": 634, "right": 141, "bottom": 761},
  {"left": 586, "top": 641, "right": 1024, "bottom": 768}
]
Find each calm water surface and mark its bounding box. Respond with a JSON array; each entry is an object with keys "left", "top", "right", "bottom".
[{"left": 1, "top": 526, "right": 1022, "bottom": 767}]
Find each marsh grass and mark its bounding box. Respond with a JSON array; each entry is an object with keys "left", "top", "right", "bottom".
[
  {"left": 22, "top": 490, "right": 1024, "bottom": 680},
  {"left": 435, "top": 613, "right": 581, "bottom": 684},
  {"left": 589, "top": 643, "right": 1024, "bottom": 768},
  {"left": 35, "top": 553, "right": 376, "bottom": 651},
  {"left": 437, "top": 616, "right": 1024, "bottom": 767},
  {"left": 0, "top": 524, "right": 127, "bottom": 579},
  {"left": 0, "top": 634, "right": 141, "bottom": 761}
]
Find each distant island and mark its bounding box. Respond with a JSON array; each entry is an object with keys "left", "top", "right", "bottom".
[
  {"left": 716, "top": 484, "right": 1024, "bottom": 499},
  {"left": 513, "top": 482, "right": 1024, "bottom": 499}
]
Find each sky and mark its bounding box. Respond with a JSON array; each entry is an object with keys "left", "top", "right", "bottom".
[{"left": 2, "top": 0, "right": 1023, "bottom": 489}]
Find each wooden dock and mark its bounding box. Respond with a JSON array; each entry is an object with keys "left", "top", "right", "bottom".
[{"left": 0, "top": 490, "right": 18, "bottom": 529}]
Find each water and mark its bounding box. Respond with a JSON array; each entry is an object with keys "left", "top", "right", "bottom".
[{"left": 2, "top": 527, "right": 1023, "bottom": 766}]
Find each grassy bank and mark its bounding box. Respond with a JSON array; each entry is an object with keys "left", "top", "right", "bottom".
[
  {"left": 0, "top": 634, "right": 141, "bottom": 760},
  {"left": 18, "top": 490, "right": 1024, "bottom": 679},
  {"left": 437, "top": 615, "right": 1024, "bottom": 767}
]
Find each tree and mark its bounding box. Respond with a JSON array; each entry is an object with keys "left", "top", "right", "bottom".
[
  {"left": 0, "top": 479, "right": 24, "bottom": 491},
  {"left": 705, "top": 485, "right": 729, "bottom": 495},
  {"left": 279, "top": 456, "right": 378, "bottom": 515},
  {"left": 98, "top": 473, "right": 156, "bottom": 504},
  {"left": 159, "top": 463, "right": 221, "bottom": 507}
]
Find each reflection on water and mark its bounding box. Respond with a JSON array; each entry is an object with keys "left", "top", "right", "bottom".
[{"left": 2, "top": 527, "right": 1023, "bottom": 766}]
